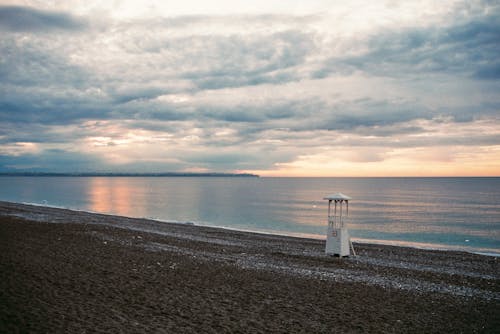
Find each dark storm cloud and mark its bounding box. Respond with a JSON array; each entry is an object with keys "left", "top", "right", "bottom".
[
  {"left": 0, "top": 6, "right": 86, "bottom": 32},
  {"left": 315, "top": 13, "right": 500, "bottom": 80}
]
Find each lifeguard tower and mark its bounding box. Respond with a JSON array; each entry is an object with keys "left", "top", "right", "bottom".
[{"left": 324, "top": 193, "right": 355, "bottom": 257}]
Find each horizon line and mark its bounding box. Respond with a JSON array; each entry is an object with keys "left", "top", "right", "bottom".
[{"left": 0, "top": 172, "right": 499, "bottom": 178}]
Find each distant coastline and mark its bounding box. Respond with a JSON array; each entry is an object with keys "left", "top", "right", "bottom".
[{"left": 0, "top": 172, "right": 259, "bottom": 177}]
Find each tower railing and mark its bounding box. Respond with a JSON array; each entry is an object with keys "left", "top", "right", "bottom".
[{"left": 328, "top": 215, "right": 350, "bottom": 229}]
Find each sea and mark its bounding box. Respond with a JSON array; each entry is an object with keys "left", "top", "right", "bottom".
[{"left": 0, "top": 176, "right": 499, "bottom": 256}]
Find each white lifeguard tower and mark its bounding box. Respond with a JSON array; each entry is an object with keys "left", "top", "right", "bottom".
[{"left": 324, "top": 193, "right": 355, "bottom": 257}]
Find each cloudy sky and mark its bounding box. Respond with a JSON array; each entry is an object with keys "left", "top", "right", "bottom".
[{"left": 0, "top": 0, "right": 499, "bottom": 176}]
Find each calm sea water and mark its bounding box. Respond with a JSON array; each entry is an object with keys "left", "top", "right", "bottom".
[{"left": 1, "top": 176, "right": 499, "bottom": 255}]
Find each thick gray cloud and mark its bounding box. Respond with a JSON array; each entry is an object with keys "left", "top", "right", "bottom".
[
  {"left": 292, "top": 99, "right": 433, "bottom": 132},
  {"left": 316, "top": 13, "right": 500, "bottom": 80},
  {"left": 0, "top": 39, "right": 89, "bottom": 86},
  {"left": 0, "top": 6, "right": 86, "bottom": 32},
  {"left": 106, "top": 28, "right": 316, "bottom": 91}
]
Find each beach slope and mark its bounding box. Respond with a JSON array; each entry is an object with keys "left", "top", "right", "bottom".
[{"left": 1, "top": 201, "right": 498, "bottom": 333}]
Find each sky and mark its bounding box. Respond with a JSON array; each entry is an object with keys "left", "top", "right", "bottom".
[{"left": 0, "top": 0, "right": 499, "bottom": 176}]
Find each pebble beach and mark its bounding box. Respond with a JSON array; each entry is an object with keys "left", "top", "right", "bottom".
[{"left": 1, "top": 201, "right": 499, "bottom": 333}]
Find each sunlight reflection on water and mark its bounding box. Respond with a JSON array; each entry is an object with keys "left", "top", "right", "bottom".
[{"left": 1, "top": 176, "right": 499, "bottom": 254}]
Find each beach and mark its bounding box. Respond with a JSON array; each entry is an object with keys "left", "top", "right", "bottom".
[{"left": 1, "top": 201, "right": 498, "bottom": 333}]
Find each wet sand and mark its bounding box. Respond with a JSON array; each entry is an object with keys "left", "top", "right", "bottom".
[{"left": 1, "top": 201, "right": 499, "bottom": 333}]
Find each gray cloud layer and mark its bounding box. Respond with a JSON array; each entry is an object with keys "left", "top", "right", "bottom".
[
  {"left": 0, "top": 3, "right": 499, "bottom": 173},
  {"left": 0, "top": 6, "right": 86, "bottom": 32},
  {"left": 316, "top": 14, "right": 500, "bottom": 80}
]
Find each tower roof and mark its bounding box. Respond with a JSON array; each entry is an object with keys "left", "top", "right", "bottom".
[{"left": 323, "top": 192, "right": 352, "bottom": 200}]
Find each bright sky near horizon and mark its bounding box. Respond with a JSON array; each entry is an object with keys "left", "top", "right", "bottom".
[{"left": 0, "top": 0, "right": 499, "bottom": 176}]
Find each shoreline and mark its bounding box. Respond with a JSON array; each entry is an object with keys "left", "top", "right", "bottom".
[
  {"left": 1, "top": 200, "right": 499, "bottom": 333},
  {"left": 8, "top": 200, "right": 500, "bottom": 257}
]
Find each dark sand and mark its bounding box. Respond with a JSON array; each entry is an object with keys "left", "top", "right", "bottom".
[{"left": 1, "top": 201, "right": 499, "bottom": 333}]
